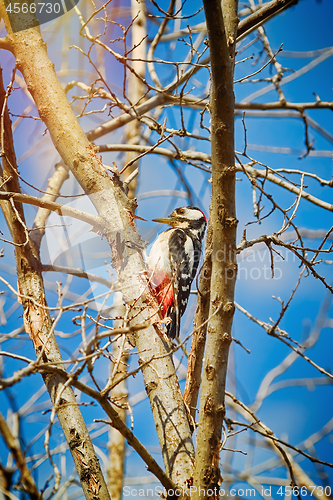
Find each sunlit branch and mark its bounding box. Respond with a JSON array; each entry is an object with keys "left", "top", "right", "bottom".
[{"left": 0, "top": 192, "right": 104, "bottom": 230}]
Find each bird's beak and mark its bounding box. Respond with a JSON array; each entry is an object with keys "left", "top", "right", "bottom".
[{"left": 152, "top": 216, "right": 175, "bottom": 226}]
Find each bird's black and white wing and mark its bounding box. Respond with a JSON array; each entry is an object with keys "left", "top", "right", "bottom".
[{"left": 168, "top": 229, "right": 193, "bottom": 338}]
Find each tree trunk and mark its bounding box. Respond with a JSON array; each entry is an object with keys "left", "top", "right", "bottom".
[
  {"left": 0, "top": 67, "right": 111, "bottom": 500},
  {"left": 193, "top": 0, "right": 238, "bottom": 495}
]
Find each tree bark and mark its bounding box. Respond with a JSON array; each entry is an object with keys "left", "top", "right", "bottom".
[
  {"left": 0, "top": 411, "right": 39, "bottom": 500},
  {"left": 108, "top": 361, "right": 128, "bottom": 500},
  {"left": 192, "top": 0, "right": 238, "bottom": 495},
  {"left": 107, "top": 303, "right": 129, "bottom": 500},
  {"left": 184, "top": 222, "right": 212, "bottom": 424},
  {"left": 123, "top": 0, "right": 147, "bottom": 199}
]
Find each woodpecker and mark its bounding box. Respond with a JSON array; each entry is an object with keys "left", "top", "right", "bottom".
[{"left": 147, "top": 206, "right": 207, "bottom": 339}]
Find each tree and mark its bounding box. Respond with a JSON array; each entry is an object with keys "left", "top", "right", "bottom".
[{"left": 0, "top": 0, "right": 332, "bottom": 499}]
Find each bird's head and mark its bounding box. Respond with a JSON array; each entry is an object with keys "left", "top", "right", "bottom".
[{"left": 152, "top": 206, "right": 207, "bottom": 231}]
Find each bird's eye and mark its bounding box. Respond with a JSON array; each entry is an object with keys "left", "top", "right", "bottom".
[{"left": 178, "top": 208, "right": 185, "bottom": 215}]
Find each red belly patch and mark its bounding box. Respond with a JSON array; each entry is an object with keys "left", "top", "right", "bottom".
[{"left": 149, "top": 269, "right": 174, "bottom": 317}]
